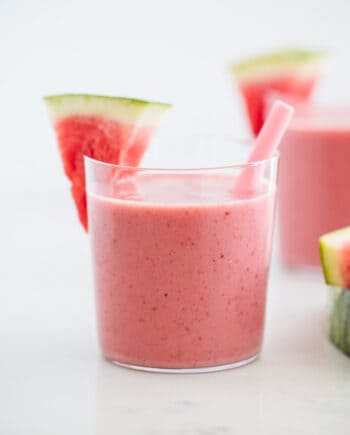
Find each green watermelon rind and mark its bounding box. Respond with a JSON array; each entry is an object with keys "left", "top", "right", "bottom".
[
  {"left": 231, "top": 48, "right": 327, "bottom": 79},
  {"left": 44, "top": 94, "right": 172, "bottom": 127},
  {"left": 328, "top": 286, "right": 350, "bottom": 357},
  {"left": 319, "top": 227, "right": 350, "bottom": 287}
]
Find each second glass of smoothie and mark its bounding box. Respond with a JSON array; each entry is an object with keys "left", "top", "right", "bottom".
[
  {"left": 85, "top": 140, "right": 278, "bottom": 372},
  {"left": 278, "top": 105, "right": 350, "bottom": 266}
]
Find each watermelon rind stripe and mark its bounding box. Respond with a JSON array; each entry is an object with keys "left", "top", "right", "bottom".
[
  {"left": 230, "top": 48, "right": 327, "bottom": 79},
  {"left": 44, "top": 94, "right": 171, "bottom": 127},
  {"left": 328, "top": 286, "right": 350, "bottom": 356}
]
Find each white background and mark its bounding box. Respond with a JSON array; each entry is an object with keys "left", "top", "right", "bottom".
[
  {"left": 2, "top": 2, "right": 350, "bottom": 434},
  {"left": 1, "top": 0, "right": 350, "bottom": 194}
]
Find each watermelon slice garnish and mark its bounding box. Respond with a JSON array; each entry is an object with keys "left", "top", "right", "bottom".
[
  {"left": 230, "top": 48, "right": 326, "bottom": 136},
  {"left": 320, "top": 227, "right": 350, "bottom": 288},
  {"left": 45, "top": 94, "right": 171, "bottom": 230}
]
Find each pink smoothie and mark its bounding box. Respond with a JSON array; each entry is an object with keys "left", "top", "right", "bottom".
[
  {"left": 278, "top": 107, "right": 350, "bottom": 266},
  {"left": 87, "top": 172, "right": 275, "bottom": 369}
]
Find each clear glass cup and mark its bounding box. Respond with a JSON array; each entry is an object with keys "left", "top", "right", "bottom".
[{"left": 84, "top": 138, "right": 278, "bottom": 373}]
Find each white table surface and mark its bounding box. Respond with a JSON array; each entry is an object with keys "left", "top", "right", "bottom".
[{"left": 2, "top": 192, "right": 349, "bottom": 435}]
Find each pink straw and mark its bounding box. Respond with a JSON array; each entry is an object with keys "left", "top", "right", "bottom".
[{"left": 234, "top": 100, "right": 294, "bottom": 193}]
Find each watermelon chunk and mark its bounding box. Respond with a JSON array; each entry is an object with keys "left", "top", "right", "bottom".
[
  {"left": 230, "top": 49, "right": 326, "bottom": 136},
  {"left": 45, "top": 94, "right": 171, "bottom": 230},
  {"left": 320, "top": 227, "right": 350, "bottom": 288}
]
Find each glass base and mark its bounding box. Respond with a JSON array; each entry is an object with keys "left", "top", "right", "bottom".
[{"left": 107, "top": 353, "right": 258, "bottom": 374}]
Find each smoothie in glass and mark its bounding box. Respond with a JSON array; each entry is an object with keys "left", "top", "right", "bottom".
[
  {"left": 278, "top": 106, "right": 350, "bottom": 266},
  {"left": 85, "top": 156, "right": 277, "bottom": 372}
]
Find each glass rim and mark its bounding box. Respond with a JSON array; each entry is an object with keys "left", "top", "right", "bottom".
[{"left": 84, "top": 152, "right": 279, "bottom": 172}]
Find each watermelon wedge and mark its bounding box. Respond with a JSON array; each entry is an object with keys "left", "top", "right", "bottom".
[
  {"left": 320, "top": 227, "right": 350, "bottom": 288},
  {"left": 230, "top": 49, "right": 326, "bottom": 136},
  {"left": 45, "top": 94, "right": 171, "bottom": 230},
  {"left": 320, "top": 227, "right": 350, "bottom": 357}
]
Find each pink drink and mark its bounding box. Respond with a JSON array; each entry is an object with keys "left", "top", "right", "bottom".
[
  {"left": 278, "top": 106, "right": 350, "bottom": 266},
  {"left": 86, "top": 159, "right": 277, "bottom": 371}
]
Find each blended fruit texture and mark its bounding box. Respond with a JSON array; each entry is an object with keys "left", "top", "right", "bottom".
[
  {"left": 279, "top": 108, "right": 350, "bottom": 266},
  {"left": 87, "top": 173, "right": 275, "bottom": 369}
]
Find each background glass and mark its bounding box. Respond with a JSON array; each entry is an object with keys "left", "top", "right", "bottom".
[{"left": 278, "top": 106, "right": 350, "bottom": 266}]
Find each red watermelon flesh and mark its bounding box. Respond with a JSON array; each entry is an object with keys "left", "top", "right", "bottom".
[
  {"left": 263, "top": 90, "right": 312, "bottom": 121},
  {"left": 45, "top": 95, "right": 171, "bottom": 230},
  {"left": 239, "top": 74, "right": 318, "bottom": 136},
  {"left": 231, "top": 49, "right": 327, "bottom": 136}
]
